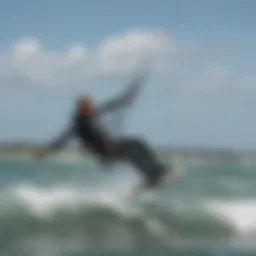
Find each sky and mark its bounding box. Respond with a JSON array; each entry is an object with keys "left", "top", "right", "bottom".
[{"left": 1, "top": 0, "right": 256, "bottom": 149}]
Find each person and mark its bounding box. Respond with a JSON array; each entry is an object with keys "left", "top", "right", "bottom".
[{"left": 34, "top": 73, "right": 176, "bottom": 189}]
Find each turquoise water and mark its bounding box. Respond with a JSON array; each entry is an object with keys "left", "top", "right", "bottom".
[{"left": 0, "top": 153, "right": 256, "bottom": 256}]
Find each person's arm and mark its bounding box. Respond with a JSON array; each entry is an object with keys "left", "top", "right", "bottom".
[
  {"left": 33, "top": 125, "right": 74, "bottom": 159},
  {"left": 95, "top": 71, "right": 148, "bottom": 117}
]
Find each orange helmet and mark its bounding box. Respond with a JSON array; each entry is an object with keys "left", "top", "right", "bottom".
[{"left": 76, "top": 95, "right": 95, "bottom": 115}]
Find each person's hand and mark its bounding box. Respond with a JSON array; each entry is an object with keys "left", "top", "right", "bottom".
[
  {"left": 169, "top": 168, "right": 182, "bottom": 181},
  {"left": 121, "top": 71, "right": 148, "bottom": 106},
  {"left": 33, "top": 147, "right": 50, "bottom": 160},
  {"left": 121, "top": 89, "right": 136, "bottom": 106}
]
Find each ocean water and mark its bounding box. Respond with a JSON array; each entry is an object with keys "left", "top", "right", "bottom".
[{"left": 0, "top": 153, "right": 256, "bottom": 256}]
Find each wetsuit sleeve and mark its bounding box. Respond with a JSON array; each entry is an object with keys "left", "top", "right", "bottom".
[
  {"left": 95, "top": 72, "right": 148, "bottom": 117},
  {"left": 48, "top": 125, "right": 75, "bottom": 151},
  {"left": 95, "top": 97, "right": 126, "bottom": 116}
]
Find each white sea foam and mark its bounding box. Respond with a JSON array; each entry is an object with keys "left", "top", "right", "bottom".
[
  {"left": 207, "top": 199, "right": 256, "bottom": 235},
  {"left": 5, "top": 174, "right": 142, "bottom": 218}
]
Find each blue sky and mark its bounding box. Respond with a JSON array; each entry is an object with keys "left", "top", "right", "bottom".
[{"left": 1, "top": 0, "right": 256, "bottom": 149}]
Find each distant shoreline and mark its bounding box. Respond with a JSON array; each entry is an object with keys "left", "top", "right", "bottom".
[
  {"left": 0, "top": 143, "right": 79, "bottom": 155},
  {"left": 1, "top": 142, "right": 256, "bottom": 165},
  {"left": 0, "top": 141, "right": 255, "bottom": 154}
]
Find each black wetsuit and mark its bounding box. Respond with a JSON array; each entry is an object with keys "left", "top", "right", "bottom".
[{"left": 48, "top": 84, "right": 168, "bottom": 188}]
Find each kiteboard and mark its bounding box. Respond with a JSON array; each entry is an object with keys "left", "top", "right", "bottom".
[{"left": 131, "top": 167, "right": 181, "bottom": 200}]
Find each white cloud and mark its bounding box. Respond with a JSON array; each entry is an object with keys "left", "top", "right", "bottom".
[
  {"left": 0, "top": 29, "right": 173, "bottom": 87},
  {"left": 96, "top": 30, "right": 173, "bottom": 75},
  {"left": 12, "top": 38, "right": 42, "bottom": 57}
]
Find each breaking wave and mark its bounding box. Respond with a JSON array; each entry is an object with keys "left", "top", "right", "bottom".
[{"left": 0, "top": 183, "right": 242, "bottom": 251}]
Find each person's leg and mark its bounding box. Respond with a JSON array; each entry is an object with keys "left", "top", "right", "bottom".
[{"left": 114, "top": 137, "right": 168, "bottom": 188}]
